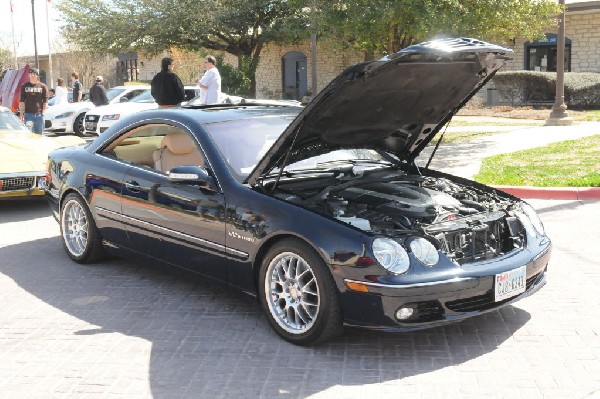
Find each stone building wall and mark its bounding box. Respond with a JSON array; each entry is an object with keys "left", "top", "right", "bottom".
[
  {"left": 255, "top": 41, "right": 364, "bottom": 99},
  {"left": 503, "top": 11, "right": 600, "bottom": 72}
]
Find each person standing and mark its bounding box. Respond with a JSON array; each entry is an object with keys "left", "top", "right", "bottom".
[
  {"left": 54, "top": 77, "right": 69, "bottom": 105},
  {"left": 151, "top": 57, "right": 185, "bottom": 108},
  {"left": 71, "top": 72, "right": 82, "bottom": 102},
  {"left": 89, "top": 76, "right": 109, "bottom": 106},
  {"left": 18, "top": 68, "right": 48, "bottom": 134},
  {"left": 197, "top": 55, "right": 221, "bottom": 105}
]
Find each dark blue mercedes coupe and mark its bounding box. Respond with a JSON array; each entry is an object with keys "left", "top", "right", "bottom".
[{"left": 44, "top": 38, "right": 551, "bottom": 345}]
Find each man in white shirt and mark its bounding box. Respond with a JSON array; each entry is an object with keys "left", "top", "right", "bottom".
[{"left": 198, "top": 55, "right": 221, "bottom": 105}]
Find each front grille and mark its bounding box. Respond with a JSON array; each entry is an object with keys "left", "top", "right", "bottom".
[
  {"left": 0, "top": 176, "right": 36, "bottom": 192},
  {"left": 432, "top": 216, "right": 524, "bottom": 265},
  {"left": 415, "top": 300, "right": 444, "bottom": 322},
  {"left": 399, "top": 300, "right": 444, "bottom": 323},
  {"left": 445, "top": 270, "right": 544, "bottom": 313}
]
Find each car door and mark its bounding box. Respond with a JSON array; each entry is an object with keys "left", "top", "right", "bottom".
[
  {"left": 115, "top": 123, "right": 229, "bottom": 281},
  {"left": 85, "top": 150, "right": 131, "bottom": 246}
]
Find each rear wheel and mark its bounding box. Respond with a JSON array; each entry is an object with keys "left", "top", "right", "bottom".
[
  {"left": 60, "top": 193, "right": 106, "bottom": 263},
  {"left": 258, "top": 239, "right": 343, "bottom": 345},
  {"left": 73, "top": 113, "right": 85, "bottom": 136}
]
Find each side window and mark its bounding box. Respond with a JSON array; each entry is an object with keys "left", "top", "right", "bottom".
[
  {"left": 124, "top": 90, "right": 145, "bottom": 101},
  {"left": 100, "top": 124, "right": 205, "bottom": 174},
  {"left": 184, "top": 89, "right": 199, "bottom": 101}
]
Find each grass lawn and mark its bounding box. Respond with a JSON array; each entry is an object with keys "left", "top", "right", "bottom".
[
  {"left": 474, "top": 134, "right": 600, "bottom": 187},
  {"left": 440, "top": 109, "right": 600, "bottom": 144}
]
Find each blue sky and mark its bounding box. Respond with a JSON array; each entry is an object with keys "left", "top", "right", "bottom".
[{"left": 0, "top": 0, "right": 61, "bottom": 57}]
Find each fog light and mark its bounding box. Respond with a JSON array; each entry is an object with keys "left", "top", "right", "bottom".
[{"left": 396, "top": 307, "right": 414, "bottom": 320}]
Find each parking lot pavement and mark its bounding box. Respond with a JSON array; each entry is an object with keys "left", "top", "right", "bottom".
[{"left": 0, "top": 199, "right": 599, "bottom": 399}]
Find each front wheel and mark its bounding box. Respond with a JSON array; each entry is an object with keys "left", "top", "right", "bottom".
[
  {"left": 72, "top": 113, "right": 85, "bottom": 136},
  {"left": 258, "top": 239, "right": 343, "bottom": 345},
  {"left": 60, "top": 193, "right": 106, "bottom": 263}
]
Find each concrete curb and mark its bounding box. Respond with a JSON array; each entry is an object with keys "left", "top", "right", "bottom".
[{"left": 493, "top": 185, "right": 600, "bottom": 200}]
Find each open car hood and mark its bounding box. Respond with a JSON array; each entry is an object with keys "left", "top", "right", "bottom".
[{"left": 246, "top": 38, "right": 512, "bottom": 186}]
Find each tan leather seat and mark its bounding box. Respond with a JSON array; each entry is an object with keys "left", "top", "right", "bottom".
[{"left": 153, "top": 134, "right": 203, "bottom": 173}]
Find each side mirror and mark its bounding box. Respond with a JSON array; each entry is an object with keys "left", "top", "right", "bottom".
[
  {"left": 168, "top": 165, "right": 214, "bottom": 189},
  {"left": 119, "top": 97, "right": 129, "bottom": 102}
]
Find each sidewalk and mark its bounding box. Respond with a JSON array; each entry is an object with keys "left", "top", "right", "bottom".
[{"left": 417, "top": 120, "right": 600, "bottom": 200}]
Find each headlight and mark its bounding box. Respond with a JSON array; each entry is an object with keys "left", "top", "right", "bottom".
[
  {"left": 372, "top": 238, "right": 410, "bottom": 274},
  {"left": 521, "top": 203, "right": 545, "bottom": 236},
  {"left": 55, "top": 112, "right": 75, "bottom": 119},
  {"left": 409, "top": 237, "right": 439, "bottom": 266},
  {"left": 102, "top": 114, "right": 120, "bottom": 121}
]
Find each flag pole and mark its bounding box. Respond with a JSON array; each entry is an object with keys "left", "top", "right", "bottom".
[
  {"left": 46, "top": 0, "right": 53, "bottom": 87},
  {"left": 31, "top": 0, "right": 40, "bottom": 69},
  {"left": 10, "top": 0, "right": 18, "bottom": 68}
]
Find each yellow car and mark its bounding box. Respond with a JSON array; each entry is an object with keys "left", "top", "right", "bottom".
[{"left": 0, "top": 106, "right": 86, "bottom": 199}]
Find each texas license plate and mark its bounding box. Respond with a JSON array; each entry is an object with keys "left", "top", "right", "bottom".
[
  {"left": 494, "top": 265, "right": 526, "bottom": 302},
  {"left": 37, "top": 176, "right": 47, "bottom": 190}
]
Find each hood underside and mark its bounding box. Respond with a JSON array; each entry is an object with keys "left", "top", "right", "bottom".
[{"left": 246, "top": 38, "right": 512, "bottom": 186}]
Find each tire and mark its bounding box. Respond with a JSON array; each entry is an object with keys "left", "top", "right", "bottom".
[
  {"left": 60, "top": 193, "right": 106, "bottom": 263},
  {"left": 258, "top": 238, "right": 343, "bottom": 345},
  {"left": 72, "top": 113, "right": 85, "bottom": 137}
]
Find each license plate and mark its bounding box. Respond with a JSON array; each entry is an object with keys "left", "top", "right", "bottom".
[
  {"left": 37, "top": 177, "right": 47, "bottom": 190},
  {"left": 494, "top": 265, "right": 526, "bottom": 302}
]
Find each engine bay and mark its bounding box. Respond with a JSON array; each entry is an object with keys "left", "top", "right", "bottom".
[{"left": 268, "top": 168, "right": 526, "bottom": 264}]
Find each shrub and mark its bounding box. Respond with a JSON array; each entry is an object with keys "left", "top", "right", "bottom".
[
  {"left": 216, "top": 56, "right": 252, "bottom": 97},
  {"left": 493, "top": 71, "right": 600, "bottom": 109}
]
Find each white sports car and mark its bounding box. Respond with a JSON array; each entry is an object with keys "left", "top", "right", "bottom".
[
  {"left": 44, "top": 85, "right": 149, "bottom": 136},
  {"left": 83, "top": 86, "right": 200, "bottom": 135}
]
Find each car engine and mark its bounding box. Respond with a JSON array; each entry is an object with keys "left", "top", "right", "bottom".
[{"left": 271, "top": 171, "right": 526, "bottom": 264}]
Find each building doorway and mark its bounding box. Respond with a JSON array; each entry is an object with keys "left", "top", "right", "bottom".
[
  {"left": 525, "top": 33, "right": 572, "bottom": 72},
  {"left": 282, "top": 51, "right": 307, "bottom": 100}
]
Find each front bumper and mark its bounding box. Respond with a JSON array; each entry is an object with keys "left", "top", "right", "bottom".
[
  {"left": 340, "top": 242, "right": 551, "bottom": 331},
  {"left": 45, "top": 117, "right": 72, "bottom": 133},
  {"left": 0, "top": 173, "right": 46, "bottom": 199}
]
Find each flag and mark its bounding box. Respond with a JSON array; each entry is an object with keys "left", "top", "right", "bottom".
[{"left": 10, "top": 0, "right": 13, "bottom": 13}]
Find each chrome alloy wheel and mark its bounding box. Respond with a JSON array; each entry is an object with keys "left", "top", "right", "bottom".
[
  {"left": 61, "top": 198, "right": 89, "bottom": 257},
  {"left": 265, "top": 252, "right": 320, "bottom": 334}
]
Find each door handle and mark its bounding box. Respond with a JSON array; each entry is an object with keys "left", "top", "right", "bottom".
[{"left": 124, "top": 181, "right": 141, "bottom": 193}]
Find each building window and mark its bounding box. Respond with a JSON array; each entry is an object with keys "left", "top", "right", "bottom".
[{"left": 525, "top": 33, "right": 571, "bottom": 72}]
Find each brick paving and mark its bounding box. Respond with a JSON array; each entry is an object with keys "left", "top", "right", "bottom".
[{"left": 0, "top": 199, "right": 599, "bottom": 399}]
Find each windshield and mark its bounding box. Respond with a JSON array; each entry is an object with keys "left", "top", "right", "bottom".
[
  {"left": 106, "top": 88, "right": 126, "bottom": 101},
  {"left": 130, "top": 90, "right": 155, "bottom": 103},
  {"left": 0, "top": 109, "right": 28, "bottom": 131},
  {"left": 203, "top": 115, "right": 295, "bottom": 181},
  {"left": 203, "top": 113, "right": 390, "bottom": 182}
]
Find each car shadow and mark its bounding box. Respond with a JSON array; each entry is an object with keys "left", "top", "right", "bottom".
[
  {"left": 0, "top": 236, "right": 531, "bottom": 398},
  {"left": 0, "top": 199, "right": 50, "bottom": 223}
]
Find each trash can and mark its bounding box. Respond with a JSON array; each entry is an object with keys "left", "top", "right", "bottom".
[{"left": 487, "top": 88, "right": 499, "bottom": 106}]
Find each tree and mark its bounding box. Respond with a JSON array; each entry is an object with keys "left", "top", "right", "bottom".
[
  {"left": 52, "top": 41, "right": 116, "bottom": 88},
  {"left": 0, "top": 35, "right": 17, "bottom": 72},
  {"left": 316, "top": 0, "right": 562, "bottom": 57},
  {"left": 56, "top": 0, "right": 307, "bottom": 97},
  {"left": 56, "top": 0, "right": 561, "bottom": 96}
]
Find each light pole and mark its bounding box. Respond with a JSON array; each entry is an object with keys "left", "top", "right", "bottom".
[
  {"left": 310, "top": 0, "right": 318, "bottom": 99},
  {"left": 546, "top": 0, "right": 573, "bottom": 126},
  {"left": 31, "top": 0, "right": 40, "bottom": 69}
]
